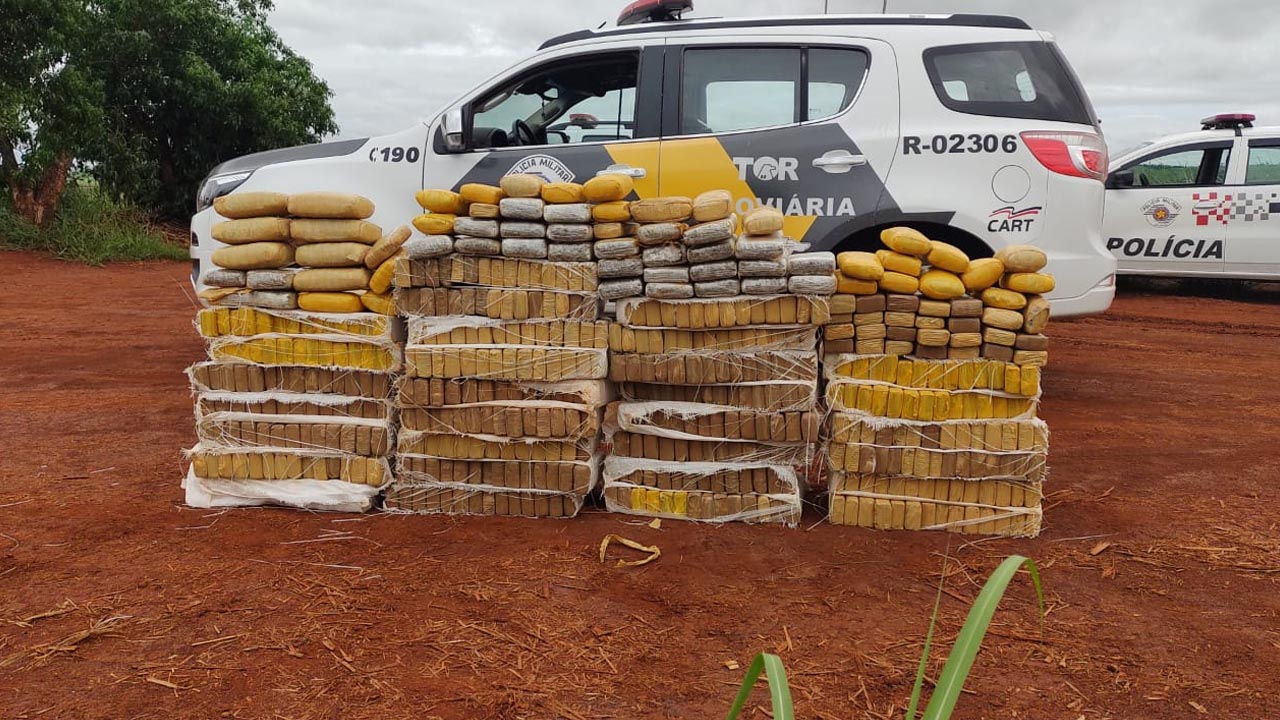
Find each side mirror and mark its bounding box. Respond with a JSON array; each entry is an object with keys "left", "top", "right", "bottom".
[
  {"left": 442, "top": 108, "right": 468, "bottom": 153},
  {"left": 1107, "top": 170, "right": 1135, "bottom": 189}
]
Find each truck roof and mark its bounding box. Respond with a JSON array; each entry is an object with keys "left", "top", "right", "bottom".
[{"left": 539, "top": 13, "right": 1032, "bottom": 50}]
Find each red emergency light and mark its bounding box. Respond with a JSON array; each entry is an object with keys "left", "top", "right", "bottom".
[
  {"left": 1201, "top": 113, "right": 1255, "bottom": 130},
  {"left": 618, "top": 0, "right": 693, "bottom": 26}
]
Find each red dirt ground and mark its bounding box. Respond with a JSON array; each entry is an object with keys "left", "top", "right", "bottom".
[{"left": 1, "top": 250, "right": 1277, "bottom": 719}]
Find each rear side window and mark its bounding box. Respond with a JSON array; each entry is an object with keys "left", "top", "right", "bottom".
[
  {"left": 1245, "top": 145, "right": 1280, "bottom": 185},
  {"left": 924, "top": 41, "right": 1092, "bottom": 124},
  {"left": 678, "top": 46, "right": 869, "bottom": 136}
]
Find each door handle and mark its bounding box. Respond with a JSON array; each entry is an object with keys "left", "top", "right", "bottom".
[
  {"left": 599, "top": 163, "right": 647, "bottom": 179},
  {"left": 813, "top": 151, "right": 867, "bottom": 171}
]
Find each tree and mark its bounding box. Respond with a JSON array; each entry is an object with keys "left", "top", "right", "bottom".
[
  {"left": 86, "top": 0, "right": 338, "bottom": 220},
  {"left": 0, "top": 0, "right": 337, "bottom": 226},
  {"left": 0, "top": 0, "right": 103, "bottom": 226}
]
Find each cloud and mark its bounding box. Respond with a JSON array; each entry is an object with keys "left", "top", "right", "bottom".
[{"left": 268, "top": 0, "right": 1280, "bottom": 152}]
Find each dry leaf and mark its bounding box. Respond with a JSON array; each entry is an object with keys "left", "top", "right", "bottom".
[
  {"left": 1189, "top": 701, "right": 1208, "bottom": 714},
  {"left": 598, "top": 534, "right": 661, "bottom": 568},
  {"left": 723, "top": 660, "right": 740, "bottom": 671},
  {"left": 648, "top": 518, "right": 661, "bottom": 530},
  {"left": 1089, "top": 540, "right": 1113, "bottom": 556}
]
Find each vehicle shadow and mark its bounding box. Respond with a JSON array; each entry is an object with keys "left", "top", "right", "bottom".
[{"left": 1118, "top": 276, "right": 1280, "bottom": 303}]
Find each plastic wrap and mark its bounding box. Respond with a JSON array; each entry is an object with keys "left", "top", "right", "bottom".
[
  {"left": 394, "top": 256, "right": 599, "bottom": 292},
  {"left": 405, "top": 345, "right": 608, "bottom": 381},
  {"left": 208, "top": 335, "right": 402, "bottom": 372},
  {"left": 184, "top": 467, "right": 381, "bottom": 513},
  {"left": 609, "top": 350, "right": 818, "bottom": 384},
  {"left": 826, "top": 354, "right": 1042, "bottom": 397},
  {"left": 405, "top": 316, "right": 609, "bottom": 348},
  {"left": 187, "top": 443, "right": 391, "bottom": 486},
  {"left": 383, "top": 483, "right": 588, "bottom": 518},
  {"left": 196, "top": 307, "right": 397, "bottom": 340},
  {"left": 608, "top": 430, "right": 813, "bottom": 465},
  {"left": 607, "top": 325, "right": 817, "bottom": 353},
  {"left": 826, "top": 414, "right": 1048, "bottom": 482},
  {"left": 396, "top": 286, "right": 600, "bottom": 321},
  {"left": 187, "top": 362, "right": 394, "bottom": 398},
  {"left": 615, "top": 381, "right": 816, "bottom": 412},
  {"left": 828, "top": 472, "right": 1042, "bottom": 538},
  {"left": 195, "top": 390, "right": 391, "bottom": 421},
  {"left": 601, "top": 458, "right": 801, "bottom": 526},
  {"left": 196, "top": 412, "right": 395, "bottom": 456},
  {"left": 614, "top": 295, "right": 832, "bottom": 328},
  {"left": 613, "top": 402, "right": 819, "bottom": 444}
]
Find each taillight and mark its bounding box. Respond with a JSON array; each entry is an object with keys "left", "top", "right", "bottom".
[{"left": 1020, "top": 131, "right": 1109, "bottom": 181}]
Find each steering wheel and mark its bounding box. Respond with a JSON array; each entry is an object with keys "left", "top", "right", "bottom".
[{"left": 511, "top": 119, "right": 536, "bottom": 146}]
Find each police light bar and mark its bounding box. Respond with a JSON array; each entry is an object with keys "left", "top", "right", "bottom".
[
  {"left": 618, "top": 0, "right": 693, "bottom": 26},
  {"left": 1201, "top": 113, "right": 1255, "bottom": 130}
]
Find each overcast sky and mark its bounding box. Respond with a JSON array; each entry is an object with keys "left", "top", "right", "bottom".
[{"left": 268, "top": 0, "right": 1280, "bottom": 154}]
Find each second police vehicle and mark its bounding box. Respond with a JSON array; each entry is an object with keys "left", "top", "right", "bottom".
[
  {"left": 1103, "top": 112, "right": 1280, "bottom": 279},
  {"left": 192, "top": 1, "right": 1117, "bottom": 316}
]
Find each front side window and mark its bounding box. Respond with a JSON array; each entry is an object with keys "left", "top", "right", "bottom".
[
  {"left": 1245, "top": 145, "right": 1280, "bottom": 185},
  {"left": 1124, "top": 146, "right": 1231, "bottom": 188},
  {"left": 924, "top": 41, "right": 1092, "bottom": 124},
  {"left": 679, "top": 46, "right": 869, "bottom": 136},
  {"left": 471, "top": 52, "right": 638, "bottom": 149}
]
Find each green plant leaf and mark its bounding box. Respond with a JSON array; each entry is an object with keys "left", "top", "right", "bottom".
[
  {"left": 920, "top": 555, "right": 1043, "bottom": 720},
  {"left": 905, "top": 571, "right": 947, "bottom": 720},
  {"left": 726, "top": 653, "right": 794, "bottom": 720}
]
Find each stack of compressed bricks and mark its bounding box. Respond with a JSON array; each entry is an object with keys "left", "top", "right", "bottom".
[
  {"left": 385, "top": 175, "right": 609, "bottom": 518},
  {"left": 601, "top": 289, "right": 832, "bottom": 526},
  {"left": 593, "top": 187, "right": 840, "bottom": 302},
  {"left": 825, "top": 231, "right": 1052, "bottom": 364},
  {"left": 822, "top": 227, "right": 1051, "bottom": 537},
  {"left": 185, "top": 306, "right": 402, "bottom": 510},
  {"left": 202, "top": 192, "right": 406, "bottom": 316}
]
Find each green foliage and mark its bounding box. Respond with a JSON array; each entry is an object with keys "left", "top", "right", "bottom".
[
  {"left": 0, "top": 182, "right": 186, "bottom": 264},
  {"left": 908, "top": 555, "right": 1043, "bottom": 720},
  {"left": 725, "top": 556, "right": 1044, "bottom": 720},
  {"left": 84, "top": 0, "right": 338, "bottom": 220},
  {"left": 0, "top": 0, "right": 337, "bottom": 222},
  {"left": 726, "top": 653, "right": 793, "bottom": 720}
]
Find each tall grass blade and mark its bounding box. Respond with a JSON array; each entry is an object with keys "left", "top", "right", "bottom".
[
  {"left": 905, "top": 569, "right": 947, "bottom": 720},
  {"left": 920, "top": 555, "right": 1043, "bottom": 720},
  {"left": 726, "top": 653, "right": 794, "bottom": 720}
]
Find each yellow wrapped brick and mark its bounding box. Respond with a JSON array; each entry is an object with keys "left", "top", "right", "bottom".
[
  {"left": 213, "top": 191, "right": 290, "bottom": 219},
  {"left": 294, "top": 267, "right": 371, "bottom": 292},
  {"left": 592, "top": 201, "right": 632, "bottom": 222},
  {"left": 837, "top": 276, "right": 879, "bottom": 295},
  {"left": 982, "top": 307, "right": 1025, "bottom": 331},
  {"left": 211, "top": 217, "right": 291, "bottom": 244},
  {"left": 880, "top": 226, "right": 932, "bottom": 256},
  {"left": 296, "top": 242, "right": 368, "bottom": 268},
  {"left": 415, "top": 189, "right": 466, "bottom": 214},
  {"left": 692, "top": 189, "right": 733, "bottom": 222},
  {"left": 837, "top": 251, "right": 884, "bottom": 281},
  {"left": 361, "top": 292, "right": 395, "bottom": 315},
  {"left": 631, "top": 197, "right": 693, "bottom": 223},
  {"left": 541, "top": 182, "right": 585, "bottom": 203},
  {"left": 995, "top": 244, "right": 1048, "bottom": 273},
  {"left": 919, "top": 269, "right": 966, "bottom": 300},
  {"left": 982, "top": 287, "right": 1028, "bottom": 310},
  {"left": 291, "top": 219, "right": 381, "bottom": 244},
  {"left": 298, "top": 292, "right": 363, "bottom": 313},
  {"left": 500, "top": 174, "right": 545, "bottom": 198},
  {"left": 876, "top": 250, "right": 923, "bottom": 277},
  {"left": 211, "top": 242, "right": 295, "bottom": 270},
  {"left": 369, "top": 252, "right": 401, "bottom": 294},
  {"left": 365, "top": 225, "right": 411, "bottom": 269},
  {"left": 741, "top": 206, "right": 783, "bottom": 235},
  {"left": 411, "top": 213, "right": 456, "bottom": 236},
  {"left": 460, "top": 183, "right": 504, "bottom": 205},
  {"left": 1023, "top": 295, "right": 1051, "bottom": 334},
  {"left": 879, "top": 271, "right": 920, "bottom": 295},
  {"left": 962, "top": 257, "right": 1005, "bottom": 292},
  {"left": 594, "top": 222, "right": 625, "bottom": 240},
  {"left": 583, "top": 174, "right": 634, "bottom": 203},
  {"left": 469, "top": 203, "right": 500, "bottom": 219},
  {"left": 287, "top": 192, "right": 374, "bottom": 220},
  {"left": 1003, "top": 272, "right": 1056, "bottom": 294},
  {"left": 927, "top": 241, "right": 970, "bottom": 273}
]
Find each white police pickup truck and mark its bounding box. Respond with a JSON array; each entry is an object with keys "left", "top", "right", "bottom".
[
  {"left": 193, "top": 1, "right": 1117, "bottom": 316},
  {"left": 1104, "top": 113, "right": 1280, "bottom": 279}
]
